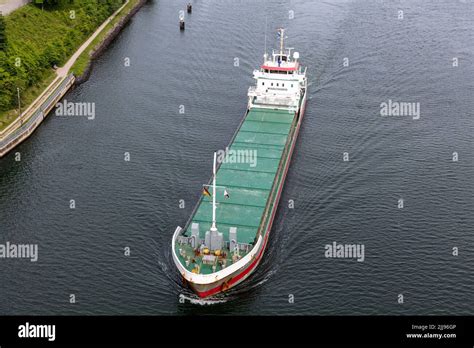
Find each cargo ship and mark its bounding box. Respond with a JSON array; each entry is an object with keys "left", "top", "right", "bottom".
[{"left": 172, "top": 29, "right": 307, "bottom": 298}]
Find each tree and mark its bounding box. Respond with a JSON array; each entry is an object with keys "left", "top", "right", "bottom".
[
  {"left": 0, "top": 15, "right": 7, "bottom": 51},
  {"left": 34, "top": 0, "right": 68, "bottom": 10}
]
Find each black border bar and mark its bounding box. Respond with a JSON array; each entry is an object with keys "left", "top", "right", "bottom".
[{"left": 0, "top": 316, "right": 473, "bottom": 346}]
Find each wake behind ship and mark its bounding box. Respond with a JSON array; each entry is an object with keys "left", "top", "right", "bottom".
[{"left": 172, "top": 29, "right": 308, "bottom": 298}]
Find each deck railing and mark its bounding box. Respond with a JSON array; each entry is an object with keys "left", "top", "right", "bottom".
[{"left": 254, "top": 96, "right": 302, "bottom": 240}]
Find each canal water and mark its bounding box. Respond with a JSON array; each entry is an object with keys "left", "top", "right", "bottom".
[{"left": 0, "top": 0, "right": 473, "bottom": 315}]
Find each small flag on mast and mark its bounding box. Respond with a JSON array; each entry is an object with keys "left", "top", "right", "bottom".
[
  {"left": 224, "top": 189, "right": 230, "bottom": 199},
  {"left": 202, "top": 186, "right": 211, "bottom": 197}
]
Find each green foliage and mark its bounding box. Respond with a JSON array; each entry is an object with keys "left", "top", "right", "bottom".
[{"left": 0, "top": 0, "right": 123, "bottom": 112}]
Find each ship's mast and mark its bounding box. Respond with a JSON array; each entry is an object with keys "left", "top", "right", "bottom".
[
  {"left": 264, "top": 1, "right": 268, "bottom": 62},
  {"left": 279, "top": 28, "right": 285, "bottom": 57},
  {"left": 210, "top": 151, "right": 218, "bottom": 232}
]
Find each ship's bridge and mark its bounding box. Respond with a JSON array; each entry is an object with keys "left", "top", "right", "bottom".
[
  {"left": 249, "top": 51, "right": 306, "bottom": 110},
  {"left": 247, "top": 29, "right": 307, "bottom": 111},
  {"left": 260, "top": 51, "right": 299, "bottom": 74}
]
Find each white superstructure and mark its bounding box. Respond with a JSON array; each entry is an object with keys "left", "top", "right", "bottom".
[{"left": 248, "top": 28, "right": 307, "bottom": 111}]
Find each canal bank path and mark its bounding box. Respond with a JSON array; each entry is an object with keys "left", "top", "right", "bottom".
[
  {"left": 0, "top": 0, "right": 30, "bottom": 15},
  {"left": 0, "top": 0, "right": 130, "bottom": 157}
]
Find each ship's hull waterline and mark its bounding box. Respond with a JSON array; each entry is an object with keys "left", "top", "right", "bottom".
[{"left": 173, "top": 91, "right": 307, "bottom": 298}]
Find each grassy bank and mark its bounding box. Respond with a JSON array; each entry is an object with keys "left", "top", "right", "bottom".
[
  {"left": 0, "top": 0, "right": 124, "bottom": 129},
  {"left": 72, "top": 0, "right": 141, "bottom": 77}
]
